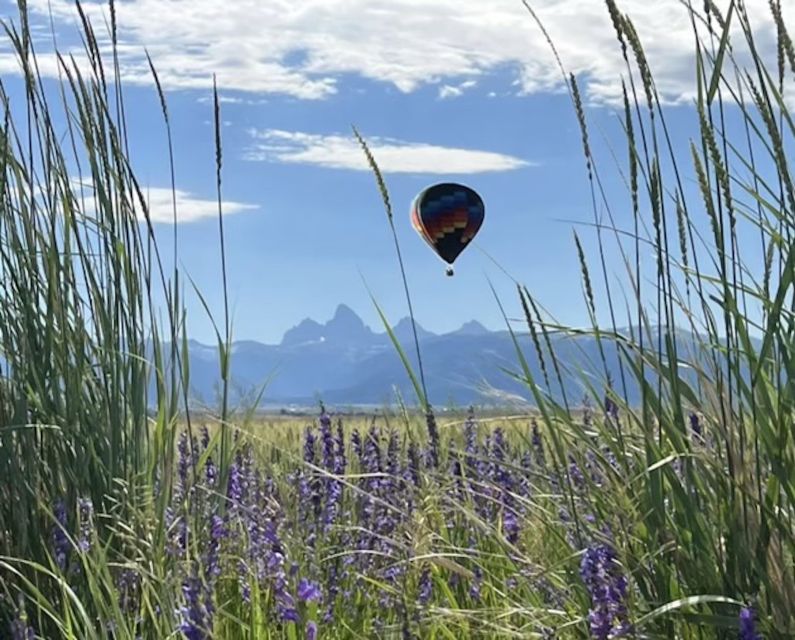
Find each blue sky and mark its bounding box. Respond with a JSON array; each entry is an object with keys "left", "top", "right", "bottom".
[{"left": 0, "top": 0, "right": 786, "bottom": 344}]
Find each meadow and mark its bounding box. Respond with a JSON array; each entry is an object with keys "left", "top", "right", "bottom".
[{"left": 0, "top": 0, "right": 794, "bottom": 638}]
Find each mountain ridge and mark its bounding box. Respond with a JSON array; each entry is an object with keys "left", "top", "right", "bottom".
[{"left": 172, "top": 305, "right": 722, "bottom": 408}]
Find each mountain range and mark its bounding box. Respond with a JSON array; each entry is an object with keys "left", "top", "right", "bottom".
[{"left": 179, "top": 304, "right": 691, "bottom": 410}]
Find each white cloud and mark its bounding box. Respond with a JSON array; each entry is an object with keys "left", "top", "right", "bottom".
[
  {"left": 139, "top": 187, "right": 257, "bottom": 223},
  {"left": 72, "top": 179, "right": 257, "bottom": 223},
  {"left": 438, "top": 79, "right": 477, "bottom": 99},
  {"left": 439, "top": 85, "right": 464, "bottom": 100},
  {"left": 3, "top": 0, "right": 788, "bottom": 105},
  {"left": 245, "top": 129, "right": 531, "bottom": 174}
]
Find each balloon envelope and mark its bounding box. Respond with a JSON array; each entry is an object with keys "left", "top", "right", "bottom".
[{"left": 410, "top": 183, "right": 484, "bottom": 265}]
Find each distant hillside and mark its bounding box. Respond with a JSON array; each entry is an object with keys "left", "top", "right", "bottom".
[{"left": 170, "top": 305, "right": 724, "bottom": 409}]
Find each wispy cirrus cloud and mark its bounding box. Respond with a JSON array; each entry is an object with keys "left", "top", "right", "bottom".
[
  {"left": 245, "top": 129, "right": 532, "bottom": 174},
  {"left": 0, "top": 0, "right": 785, "bottom": 105}
]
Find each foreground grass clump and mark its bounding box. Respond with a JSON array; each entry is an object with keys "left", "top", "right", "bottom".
[
  {"left": 1, "top": 0, "right": 795, "bottom": 638},
  {"left": 0, "top": 408, "right": 770, "bottom": 638}
]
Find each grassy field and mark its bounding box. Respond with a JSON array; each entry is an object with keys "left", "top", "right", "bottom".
[{"left": 1, "top": 0, "right": 794, "bottom": 638}]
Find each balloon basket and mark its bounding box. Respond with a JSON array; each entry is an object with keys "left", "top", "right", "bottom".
[{"left": 445, "top": 267, "right": 454, "bottom": 277}]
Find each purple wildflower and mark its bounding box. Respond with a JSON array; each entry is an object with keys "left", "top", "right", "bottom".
[
  {"left": 689, "top": 413, "right": 703, "bottom": 442},
  {"left": 323, "top": 557, "right": 341, "bottom": 623},
  {"left": 176, "top": 431, "right": 192, "bottom": 502},
  {"left": 320, "top": 411, "right": 335, "bottom": 471},
  {"left": 297, "top": 578, "right": 323, "bottom": 603},
  {"left": 469, "top": 567, "right": 482, "bottom": 601},
  {"left": 568, "top": 455, "right": 585, "bottom": 492},
  {"left": 739, "top": 607, "right": 760, "bottom": 640},
  {"left": 116, "top": 567, "right": 141, "bottom": 613},
  {"left": 418, "top": 566, "right": 432, "bottom": 605},
  {"left": 204, "top": 514, "right": 225, "bottom": 581},
  {"left": 351, "top": 429, "right": 362, "bottom": 460},
  {"left": 579, "top": 545, "right": 630, "bottom": 639},
  {"left": 424, "top": 410, "right": 440, "bottom": 469},
  {"left": 464, "top": 411, "right": 477, "bottom": 471},
  {"left": 52, "top": 499, "right": 69, "bottom": 571},
  {"left": 243, "top": 471, "right": 298, "bottom": 623},
  {"left": 519, "top": 449, "right": 534, "bottom": 496},
  {"left": 305, "top": 620, "right": 318, "bottom": 640},
  {"left": 77, "top": 497, "right": 94, "bottom": 553},
  {"left": 178, "top": 569, "right": 211, "bottom": 640},
  {"left": 407, "top": 442, "right": 421, "bottom": 487},
  {"left": 604, "top": 377, "right": 619, "bottom": 420},
  {"left": 335, "top": 419, "right": 347, "bottom": 474},
  {"left": 9, "top": 595, "right": 35, "bottom": 640},
  {"left": 320, "top": 412, "right": 343, "bottom": 532},
  {"left": 205, "top": 454, "right": 218, "bottom": 489}
]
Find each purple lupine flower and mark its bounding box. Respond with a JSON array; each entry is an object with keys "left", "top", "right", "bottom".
[
  {"left": 204, "top": 514, "right": 225, "bottom": 581},
  {"left": 205, "top": 454, "right": 218, "bottom": 489},
  {"left": 503, "top": 506, "right": 520, "bottom": 545},
  {"left": 386, "top": 429, "right": 400, "bottom": 478},
  {"left": 52, "top": 499, "right": 69, "bottom": 571},
  {"left": 491, "top": 428, "right": 511, "bottom": 488},
  {"left": 116, "top": 567, "right": 141, "bottom": 613},
  {"left": 355, "top": 425, "right": 383, "bottom": 579},
  {"left": 335, "top": 419, "right": 346, "bottom": 474},
  {"left": 297, "top": 578, "right": 323, "bottom": 603},
  {"left": 424, "top": 410, "right": 440, "bottom": 469},
  {"left": 469, "top": 567, "right": 482, "bottom": 601},
  {"left": 399, "top": 603, "right": 413, "bottom": 640},
  {"left": 9, "top": 595, "right": 35, "bottom": 640},
  {"left": 9, "top": 616, "right": 35, "bottom": 640},
  {"left": 178, "top": 569, "right": 211, "bottom": 640},
  {"left": 407, "top": 442, "right": 421, "bottom": 487},
  {"left": 464, "top": 411, "right": 477, "bottom": 472},
  {"left": 305, "top": 621, "right": 318, "bottom": 640},
  {"left": 77, "top": 497, "right": 94, "bottom": 552},
  {"left": 568, "top": 455, "right": 585, "bottom": 492},
  {"left": 304, "top": 426, "right": 318, "bottom": 466},
  {"left": 351, "top": 429, "right": 362, "bottom": 461},
  {"left": 297, "top": 426, "right": 318, "bottom": 543},
  {"left": 472, "top": 433, "right": 495, "bottom": 523},
  {"left": 320, "top": 411, "right": 335, "bottom": 471},
  {"left": 449, "top": 457, "right": 465, "bottom": 501},
  {"left": 519, "top": 449, "right": 534, "bottom": 496},
  {"left": 304, "top": 427, "right": 323, "bottom": 523},
  {"left": 320, "top": 412, "right": 343, "bottom": 533},
  {"left": 244, "top": 470, "right": 299, "bottom": 623},
  {"left": 176, "top": 431, "right": 192, "bottom": 503},
  {"left": 604, "top": 376, "right": 619, "bottom": 420},
  {"left": 490, "top": 429, "right": 520, "bottom": 543},
  {"left": 585, "top": 449, "right": 604, "bottom": 487},
  {"left": 689, "top": 413, "right": 703, "bottom": 442},
  {"left": 739, "top": 607, "right": 760, "bottom": 640},
  {"left": 579, "top": 545, "right": 630, "bottom": 639},
  {"left": 418, "top": 566, "right": 432, "bottom": 605},
  {"left": 323, "top": 556, "right": 341, "bottom": 623}
]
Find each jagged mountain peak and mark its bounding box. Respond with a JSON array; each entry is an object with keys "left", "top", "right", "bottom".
[
  {"left": 454, "top": 320, "right": 490, "bottom": 335},
  {"left": 281, "top": 318, "right": 324, "bottom": 346},
  {"left": 282, "top": 304, "right": 375, "bottom": 346},
  {"left": 393, "top": 316, "right": 434, "bottom": 342}
]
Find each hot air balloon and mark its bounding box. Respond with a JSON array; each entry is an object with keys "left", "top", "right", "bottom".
[{"left": 410, "top": 182, "right": 484, "bottom": 276}]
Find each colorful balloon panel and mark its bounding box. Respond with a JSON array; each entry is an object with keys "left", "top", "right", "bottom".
[{"left": 410, "top": 183, "right": 484, "bottom": 265}]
